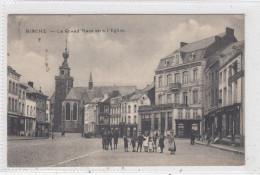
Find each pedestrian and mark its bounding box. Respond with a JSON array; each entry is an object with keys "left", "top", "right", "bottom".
[
  {"left": 158, "top": 134, "right": 165, "bottom": 153},
  {"left": 137, "top": 132, "right": 145, "bottom": 152},
  {"left": 107, "top": 130, "right": 113, "bottom": 150},
  {"left": 167, "top": 130, "right": 176, "bottom": 155},
  {"left": 113, "top": 131, "right": 119, "bottom": 149},
  {"left": 130, "top": 134, "right": 137, "bottom": 152},
  {"left": 123, "top": 135, "right": 129, "bottom": 152},
  {"left": 152, "top": 134, "right": 158, "bottom": 152},
  {"left": 148, "top": 136, "right": 153, "bottom": 152},
  {"left": 101, "top": 131, "right": 106, "bottom": 150},
  {"left": 206, "top": 128, "right": 211, "bottom": 146},
  {"left": 143, "top": 132, "right": 149, "bottom": 152},
  {"left": 190, "top": 129, "right": 195, "bottom": 145}
]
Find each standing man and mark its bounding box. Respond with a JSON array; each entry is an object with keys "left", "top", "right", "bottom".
[
  {"left": 113, "top": 130, "right": 119, "bottom": 149},
  {"left": 190, "top": 129, "right": 195, "bottom": 145},
  {"left": 130, "top": 134, "right": 137, "bottom": 152},
  {"left": 107, "top": 130, "right": 113, "bottom": 150},
  {"left": 137, "top": 132, "right": 145, "bottom": 152}
]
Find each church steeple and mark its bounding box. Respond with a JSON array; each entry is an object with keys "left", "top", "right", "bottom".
[
  {"left": 89, "top": 72, "right": 93, "bottom": 90},
  {"left": 59, "top": 38, "right": 70, "bottom": 76}
]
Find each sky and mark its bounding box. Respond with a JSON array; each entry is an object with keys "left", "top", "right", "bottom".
[{"left": 7, "top": 15, "right": 244, "bottom": 97}]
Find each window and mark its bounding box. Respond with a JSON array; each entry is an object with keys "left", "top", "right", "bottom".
[
  {"left": 183, "top": 92, "right": 188, "bottom": 105},
  {"left": 183, "top": 71, "right": 188, "bottom": 84},
  {"left": 128, "top": 116, "right": 131, "bottom": 124},
  {"left": 212, "top": 72, "right": 214, "bottom": 83},
  {"left": 66, "top": 103, "right": 70, "bottom": 120},
  {"left": 158, "top": 95, "right": 163, "bottom": 105},
  {"left": 9, "top": 80, "right": 11, "bottom": 92},
  {"left": 219, "top": 72, "right": 222, "bottom": 83},
  {"left": 164, "top": 60, "right": 170, "bottom": 66},
  {"left": 233, "top": 61, "right": 238, "bottom": 74},
  {"left": 12, "top": 82, "right": 15, "bottom": 94},
  {"left": 223, "top": 88, "right": 227, "bottom": 106},
  {"left": 211, "top": 90, "right": 214, "bottom": 107},
  {"left": 168, "top": 112, "right": 172, "bottom": 130},
  {"left": 134, "top": 116, "right": 137, "bottom": 124},
  {"left": 193, "top": 90, "right": 198, "bottom": 104},
  {"left": 223, "top": 69, "right": 227, "bottom": 82},
  {"left": 175, "top": 73, "right": 180, "bottom": 83},
  {"left": 193, "top": 69, "right": 198, "bottom": 82},
  {"left": 167, "top": 94, "right": 172, "bottom": 104},
  {"left": 154, "top": 114, "right": 158, "bottom": 130},
  {"left": 27, "top": 105, "right": 29, "bottom": 115},
  {"left": 193, "top": 109, "right": 198, "bottom": 119},
  {"left": 18, "top": 103, "right": 21, "bottom": 113},
  {"left": 11, "top": 99, "right": 14, "bottom": 111},
  {"left": 22, "top": 104, "right": 25, "bottom": 114},
  {"left": 30, "top": 106, "right": 32, "bottom": 116},
  {"left": 73, "top": 103, "right": 77, "bottom": 120},
  {"left": 23, "top": 92, "right": 25, "bottom": 99},
  {"left": 134, "top": 105, "right": 137, "bottom": 113},
  {"left": 46, "top": 114, "right": 49, "bottom": 121},
  {"left": 215, "top": 89, "right": 218, "bottom": 106},
  {"left": 128, "top": 105, "right": 131, "bottom": 113},
  {"left": 175, "top": 93, "right": 180, "bottom": 103},
  {"left": 219, "top": 90, "right": 222, "bottom": 105},
  {"left": 19, "top": 90, "right": 21, "bottom": 99},
  {"left": 167, "top": 74, "right": 172, "bottom": 86},
  {"left": 228, "top": 66, "right": 232, "bottom": 78},
  {"left": 158, "top": 76, "right": 162, "bottom": 87},
  {"left": 186, "top": 110, "right": 190, "bottom": 119},
  {"left": 178, "top": 109, "right": 183, "bottom": 119}
]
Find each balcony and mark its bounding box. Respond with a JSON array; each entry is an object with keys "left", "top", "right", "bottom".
[
  {"left": 169, "top": 82, "right": 181, "bottom": 91},
  {"left": 139, "top": 103, "right": 187, "bottom": 112}
]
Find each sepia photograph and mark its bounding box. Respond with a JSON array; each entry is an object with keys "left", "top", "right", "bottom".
[{"left": 6, "top": 14, "right": 245, "bottom": 167}]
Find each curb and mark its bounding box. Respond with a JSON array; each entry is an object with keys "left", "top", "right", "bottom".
[
  {"left": 195, "top": 141, "right": 245, "bottom": 155},
  {"left": 8, "top": 137, "right": 49, "bottom": 141}
]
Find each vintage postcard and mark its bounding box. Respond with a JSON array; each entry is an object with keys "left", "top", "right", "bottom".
[{"left": 1, "top": 1, "right": 260, "bottom": 174}]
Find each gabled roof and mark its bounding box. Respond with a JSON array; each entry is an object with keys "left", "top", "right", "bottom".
[
  {"left": 129, "top": 92, "right": 145, "bottom": 101},
  {"left": 65, "top": 86, "right": 137, "bottom": 102},
  {"left": 141, "top": 83, "right": 155, "bottom": 93}
]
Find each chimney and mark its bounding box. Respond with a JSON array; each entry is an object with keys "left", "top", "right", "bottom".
[
  {"left": 28, "top": 81, "right": 33, "bottom": 88},
  {"left": 180, "top": 42, "right": 188, "bottom": 47},
  {"left": 215, "top": 36, "right": 221, "bottom": 42},
  {"left": 226, "top": 27, "right": 234, "bottom": 36}
]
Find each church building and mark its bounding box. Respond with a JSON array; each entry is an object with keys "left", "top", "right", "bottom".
[{"left": 50, "top": 40, "right": 136, "bottom": 132}]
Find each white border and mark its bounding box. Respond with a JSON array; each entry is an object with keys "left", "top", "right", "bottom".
[{"left": 1, "top": 0, "right": 260, "bottom": 174}]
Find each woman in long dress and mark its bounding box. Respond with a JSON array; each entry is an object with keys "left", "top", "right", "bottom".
[
  {"left": 167, "top": 130, "right": 176, "bottom": 155},
  {"left": 143, "top": 133, "right": 149, "bottom": 152}
]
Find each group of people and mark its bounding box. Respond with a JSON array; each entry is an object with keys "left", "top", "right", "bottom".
[
  {"left": 101, "top": 130, "right": 119, "bottom": 150},
  {"left": 124, "top": 131, "right": 177, "bottom": 155}
]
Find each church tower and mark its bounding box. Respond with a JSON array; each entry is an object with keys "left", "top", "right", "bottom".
[
  {"left": 89, "top": 72, "right": 93, "bottom": 90},
  {"left": 53, "top": 39, "right": 74, "bottom": 131}
]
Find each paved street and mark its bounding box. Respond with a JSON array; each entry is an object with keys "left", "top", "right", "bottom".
[{"left": 8, "top": 133, "right": 244, "bottom": 167}]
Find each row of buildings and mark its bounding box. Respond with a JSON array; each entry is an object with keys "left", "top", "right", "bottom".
[
  {"left": 20, "top": 27, "right": 243, "bottom": 146},
  {"left": 7, "top": 66, "right": 51, "bottom": 137}
]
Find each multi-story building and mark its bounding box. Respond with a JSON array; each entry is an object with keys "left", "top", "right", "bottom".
[
  {"left": 7, "top": 66, "right": 21, "bottom": 136},
  {"left": 24, "top": 96, "right": 37, "bottom": 137},
  {"left": 23, "top": 82, "right": 49, "bottom": 137},
  {"left": 204, "top": 41, "right": 244, "bottom": 146},
  {"left": 110, "top": 95, "right": 123, "bottom": 136},
  {"left": 139, "top": 27, "right": 237, "bottom": 137}
]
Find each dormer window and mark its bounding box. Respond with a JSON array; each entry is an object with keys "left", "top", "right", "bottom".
[{"left": 164, "top": 60, "right": 170, "bottom": 67}]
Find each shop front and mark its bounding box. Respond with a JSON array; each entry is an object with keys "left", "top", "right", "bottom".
[
  {"left": 7, "top": 114, "right": 19, "bottom": 136},
  {"left": 36, "top": 121, "right": 50, "bottom": 137},
  {"left": 175, "top": 119, "right": 200, "bottom": 138}
]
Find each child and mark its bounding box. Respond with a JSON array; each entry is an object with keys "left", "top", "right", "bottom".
[
  {"left": 148, "top": 137, "right": 153, "bottom": 152},
  {"left": 123, "top": 135, "right": 129, "bottom": 152}
]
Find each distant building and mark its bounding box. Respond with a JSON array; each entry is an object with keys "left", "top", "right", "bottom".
[
  {"left": 139, "top": 27, "right": 238, "bottom": 137},
  {"left": 24, "top": 96, "right": 37, "bottom": 137}
]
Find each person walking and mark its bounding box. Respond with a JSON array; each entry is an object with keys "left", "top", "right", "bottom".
[
  {"left": 158, "top": 134, "right": 165, "bottom": 153},
  {"left": 130, "top": 134, "right": 137, "bottom": 152},
  {"left": 167, "top": 130, "right": 176, "bottom": 155},
  {"left": 206, "top": 128, "right": 211, "bottom": 146},
  {"left": 152, "top": 134, "right": 158, "bottom": 152},
  {"left": 107, "top": 130, "right": 113, "bottom": 150},
  {"left": 143, "top": 132, "right": 149, "bottom": 152},
  {"left": 123, "top": 135, "right": 129, "bottom": 152},
  {"left": 137, "top": 133, "right": 145, "bottom": 152},
  {"left": 113, "top": 131, "right": 119, "bottom": 149},
  {"left": 190, "top": 129, "right": 195, "bottom": 145}
]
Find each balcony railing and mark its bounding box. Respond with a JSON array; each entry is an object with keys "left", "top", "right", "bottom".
[
  {"left": 169, "top": 82, "right": 181, "bottom": 91},
  {"left": 139, "top": 103, "right": 187, "bottom": 112}
]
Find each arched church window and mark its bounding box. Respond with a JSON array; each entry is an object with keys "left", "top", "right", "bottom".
[
  {"left": 66, "top": 103, "right": 70, "bottom": 120},
  {"left": 73, "top": 103, "right": 77, "bottom": 120}
]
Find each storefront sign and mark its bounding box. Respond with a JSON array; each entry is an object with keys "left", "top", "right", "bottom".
[{"left": 228, "top": 70, "right": 244, "bottom": 86}]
